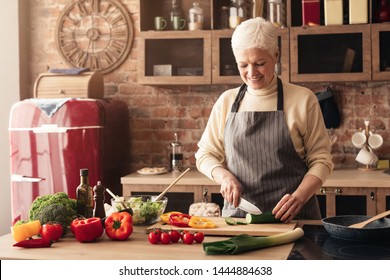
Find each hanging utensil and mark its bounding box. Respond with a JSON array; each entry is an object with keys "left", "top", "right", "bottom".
[
  {"left": 348, "top": 210, "right": 390, "bottom": 229},
  {"left": 153, "top": 167, "right": 191, "bottom": 202}
]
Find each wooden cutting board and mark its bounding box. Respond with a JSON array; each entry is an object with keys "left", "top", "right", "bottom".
[{"left": 146, "top": 217, "right": 297, "bottom": 236}]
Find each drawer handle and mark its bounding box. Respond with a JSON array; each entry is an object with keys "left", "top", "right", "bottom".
[{"left": 320, "top": 187, "right": 342, "bottom": 194}]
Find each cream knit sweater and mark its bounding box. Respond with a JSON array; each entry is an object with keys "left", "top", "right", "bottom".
[{"left": 195, "top": 75, "right": 334, "bottom": 184}]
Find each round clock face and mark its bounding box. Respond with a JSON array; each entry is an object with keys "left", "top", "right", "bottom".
[{"left": 56, "top": 0, "right": 134, "bottom": 74}]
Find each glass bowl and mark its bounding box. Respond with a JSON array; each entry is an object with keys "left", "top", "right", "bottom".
[{"left": 111, "top": 195, "right": 168, "bottom": 225}]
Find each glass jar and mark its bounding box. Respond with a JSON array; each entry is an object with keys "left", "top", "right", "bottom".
[
  {"left": 170, "top": 133, "right": 183, "bottom": 172},
  {"left": 229, "top": 0, "right": 248, "bottom": 29},
  {"left": 268, "top": 0, "right": 285, "bottom": 27},
  {"left": 169, "top": 0, "right": 183, "bottom": 30},
  {"left": 220, "top": 6, "right": 230, "bottom": 29},
  {"left": 188, "top": 2, "right": 204, "bottom": 30}
]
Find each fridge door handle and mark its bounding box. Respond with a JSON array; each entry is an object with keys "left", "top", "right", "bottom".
[
  {"left": 11, "top": 174, "right": 46, "bottom": 182},
  {"left": 32, "top": 124, "right": 67, "bottom": 133}
]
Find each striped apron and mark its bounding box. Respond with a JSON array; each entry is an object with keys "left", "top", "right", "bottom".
[{"left": 222, "top": 78, "right": 321, "bottom": 219}]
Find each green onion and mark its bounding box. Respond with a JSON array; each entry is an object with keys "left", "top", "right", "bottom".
[{"left": 203, "top": 228, "right": 304, "bottom": 255}]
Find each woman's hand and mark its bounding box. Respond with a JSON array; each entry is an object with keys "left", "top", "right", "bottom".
[
  {"left": 272, "top": 174, "right": 323, "bottom": 222},
  {"left": 211, "top": 167, "right": 241, "bottom": 208},
  {"left": 272, "top": 194, "right": 304, "bottom": 223}
]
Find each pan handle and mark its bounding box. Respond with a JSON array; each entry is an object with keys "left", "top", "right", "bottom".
[{"left": 320, "top": 187, "right": 342, "bottom": 195}]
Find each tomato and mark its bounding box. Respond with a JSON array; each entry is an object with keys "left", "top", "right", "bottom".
[
  {"left": 169, "top": 230, "right": 181, "bottom": 243},
  {"left": 105, "top": 211, "right": 133, "bottom": 241},
  {"left": 148, "top": 231, "right": 160, "bottom": 244},
  {"left": 40, "top": 222, "right": 63, "bottom": 242},
  {"left": 193, "top": 232, "right": 204, "bottom": 243},
  {"left": 160, "top": 232, "right": 171, "bottom": 244},
  {"left": 182, "top": 232, "right": 194, "bottom": 244},
  {"left": 71, "top": 217, "right": 103, "bottom": 243}
]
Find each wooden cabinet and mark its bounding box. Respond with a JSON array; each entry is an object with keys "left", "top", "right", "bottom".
[
  {"left": 317, "top": 186, "right": 377, "bottom": 218},
  {"left": 137, "top": 0, "right": 390, "bottom": 85},
  {"left": 290, "top": 25, "right": 372, "bottom": 83},
  {"left": 371, "top": 23, "right": 390, "bottom": 81}
]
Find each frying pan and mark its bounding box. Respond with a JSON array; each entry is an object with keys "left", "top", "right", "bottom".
[{"left": 322, "top": 215, "right": 390, "bottom": 241}]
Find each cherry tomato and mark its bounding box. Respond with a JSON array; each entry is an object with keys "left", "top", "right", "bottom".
[
  {"left": 40, "top": 222, "right": 63, "bottom": 242},
  {"left": 148, "top": 231, "right": 160, "bottom": 244},
  {"left": 182, "top": 232, "right": 194, "bottom": 244},
  {"left": 160, "top": 232, "right": 171, "bottom": 244},
  {"left": 169, "top": 230, "right": 181, "bottom": 243},
  {"left": 193, "top": 232, "right": 204, "bottom": 243}
]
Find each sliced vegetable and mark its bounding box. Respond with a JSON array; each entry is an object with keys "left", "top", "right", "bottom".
[
  {"left": 169, "top": 213, "right": 192, "bottom": 227},
  {"left": 13, "top": 238, "right": 53, "bottom": 248},
  {"left": 105, "top": 211, "right": 133, "bottom": 241},
  {"left": 188, "top": 216, "right": 216, "bottom": 229},
  {"left": 245, "top": 212, "right": 281, "bottom": 224},
  {"left": 225, "top": 217, "right": 248, "bottom": 225},
  {"left": 160, "top": 211, "right": 182, "bottom": 224},
  {"left": 11, "top": 220, "right": 42, "bottom": 242},
  {"left": 70, "top": 217, "right": 103, "bottom": 243},
  {"left": 203, "top": 228, "right": 304, "bottom": 255}
]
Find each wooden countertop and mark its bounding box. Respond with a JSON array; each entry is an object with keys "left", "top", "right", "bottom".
[
  {"left": 121, "top": 168, "right": 390, "bottom": 188},
  {"left": 0, "top": 225, "right": 295, "bottom": 260}
]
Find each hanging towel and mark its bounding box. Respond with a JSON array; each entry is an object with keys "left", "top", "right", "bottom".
[{"left": 29, "top": 98, "right": 72, "bottom": 118}]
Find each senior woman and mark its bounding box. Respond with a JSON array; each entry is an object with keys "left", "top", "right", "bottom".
[{"left": 195, "top": 17, "right": 333, "bottom": 222}]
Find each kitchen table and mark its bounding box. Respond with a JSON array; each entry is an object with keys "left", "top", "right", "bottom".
[{"left": 0, "top": 224, "right": 296, "bottom": 260}]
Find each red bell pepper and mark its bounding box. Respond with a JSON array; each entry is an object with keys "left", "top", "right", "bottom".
[
  {"left": 13, "top": 238, "right": 52, "bottom": 248},
  {"left": 70, "top": 217, "right": 103, "bottom": 243},
  {"left": 105, "top": 211, "right": 133, "bottom": 241},
  {"left": 169, "top": 213, "right": 192, "bottom": 227}
]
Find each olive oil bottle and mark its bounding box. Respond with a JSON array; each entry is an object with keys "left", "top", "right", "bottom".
[{"left": 76, "top": 168, "right": 93, "bottom": 218}]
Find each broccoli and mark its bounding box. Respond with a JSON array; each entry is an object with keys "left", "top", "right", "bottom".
[
  {"left": 34, "top": 204, "right": 76, "bottom": 235},
  {"left": 29, "top": 192, "right": 77, "bottom": 230}
]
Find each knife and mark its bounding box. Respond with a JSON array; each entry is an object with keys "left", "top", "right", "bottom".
[{"left": 238, "top": 197, "right": 262, "bottom": 215}]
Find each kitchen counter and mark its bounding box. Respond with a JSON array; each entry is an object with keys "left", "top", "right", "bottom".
[
  {"left": 0, "top": 225, "right": 295, "bottom": 260},
  {"left": 121, "top": 168, "right": 390, "bottom": 215}
]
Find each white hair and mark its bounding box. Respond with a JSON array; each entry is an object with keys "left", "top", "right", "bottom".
[{"left": 231, "top": 17, "right": 278, "bottom": 56}]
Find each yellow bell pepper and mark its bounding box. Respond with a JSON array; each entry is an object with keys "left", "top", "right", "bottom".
[
  {"left": 11, "top": 220, "right": 42, "bottom": 242},
  {"left": 188, "top": 216, "right": 216, "bottom": 229}
]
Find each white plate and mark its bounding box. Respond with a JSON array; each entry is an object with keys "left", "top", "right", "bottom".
[{"left": 137, "top": 167, "right": 168, "bottom": 175}]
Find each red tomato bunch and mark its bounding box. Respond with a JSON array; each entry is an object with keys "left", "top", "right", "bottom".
[{"left": 147, "top": 228, "right": 204, "bottom": 245}]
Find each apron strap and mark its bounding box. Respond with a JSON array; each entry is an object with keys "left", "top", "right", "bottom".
[
  {"left": 277, "top": 77, "right": 284, "bottom": 111},
  {"left": 230, "top": 78, "right": 284, "bottom": 113}
]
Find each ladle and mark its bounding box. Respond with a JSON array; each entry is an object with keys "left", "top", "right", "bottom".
[
  {"left": 348, "top": 209, "right": 390, "bottom": 229},
  {"left": 153, "top": 167, "right": 191, "bottom": 202}
]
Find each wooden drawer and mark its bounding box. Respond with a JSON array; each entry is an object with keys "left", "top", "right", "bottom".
[{"left": 34, "top": 72, "right": 104, "bottom": 99}]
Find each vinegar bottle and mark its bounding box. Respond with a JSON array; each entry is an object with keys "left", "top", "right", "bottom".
[{"left": 76, "top": 168, "right": 93, "bottom": 218}]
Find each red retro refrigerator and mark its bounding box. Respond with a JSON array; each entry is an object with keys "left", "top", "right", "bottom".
[{"left": 9, "top": 98, "right": 130, "bottom": 223}]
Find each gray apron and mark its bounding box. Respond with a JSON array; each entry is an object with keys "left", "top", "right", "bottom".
[{"left": 222, "top": 78, "right": 321, "bottom": 219}]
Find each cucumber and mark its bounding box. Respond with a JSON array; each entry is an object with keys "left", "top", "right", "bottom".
[{"left": 245, "top": 211, "right": 281, "bottom": 224}]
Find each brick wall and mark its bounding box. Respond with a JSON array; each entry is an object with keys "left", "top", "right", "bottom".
[{"left": 24, "top": 0, "right": 389, "bottom": 173}]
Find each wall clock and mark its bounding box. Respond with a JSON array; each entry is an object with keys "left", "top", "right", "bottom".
[{"left": 56, "top": 0, "right": 134, "bottom": 74}]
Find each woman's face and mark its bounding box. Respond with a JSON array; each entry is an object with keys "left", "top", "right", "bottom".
[{"left": 234, "top": 48, "right": 278, "bottom": 90}]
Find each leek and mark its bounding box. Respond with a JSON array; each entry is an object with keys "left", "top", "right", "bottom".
[{"left": 203, "top": 228, "right": 304, "bottom": 255}]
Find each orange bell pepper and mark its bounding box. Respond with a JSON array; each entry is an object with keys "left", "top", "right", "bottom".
[{"left": 188, "top": 216, "right": 216, "bottom": 229}]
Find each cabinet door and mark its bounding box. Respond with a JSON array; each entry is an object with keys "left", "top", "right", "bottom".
[
  {"left": 376, "top": 188, "right": 390, "bottom": 213},
  {"left": 317, "top": 187, "right": 376, "bottom": 217},
  {"left": 371, "top": 24, "right": 390, "bottom": 80},
  {"left": 290, "top": 25, "right": 371, "bottom": 82},
  {"left": 138, "top": 31, "right": 212, "bottom": 85}
]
